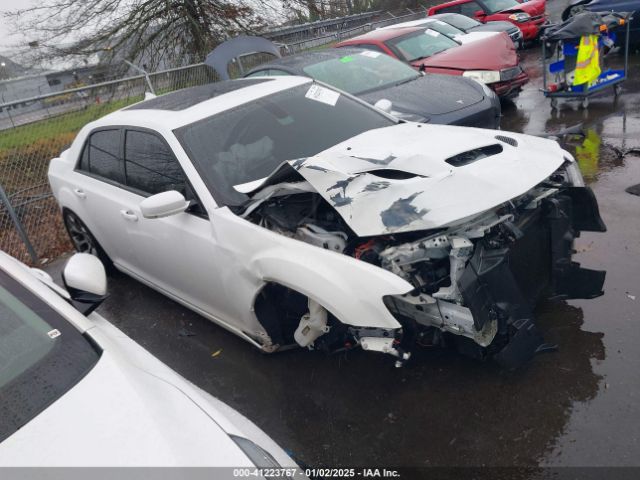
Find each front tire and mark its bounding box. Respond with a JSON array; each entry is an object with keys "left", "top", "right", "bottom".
[{"left": 63, "top": 209, "right": 114, "bottom": 270}]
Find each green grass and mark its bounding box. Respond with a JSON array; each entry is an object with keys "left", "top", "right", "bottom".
[{"left": 0, "top": 96, "right": 143, "bottom": 152}]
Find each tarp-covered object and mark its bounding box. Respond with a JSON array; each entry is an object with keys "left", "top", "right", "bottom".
[
  {"left": 544, "top": 11, "right": 632, "bottom": 41},
  {"left": 205, "top": 36, "right": 281, "bottom": 80}
]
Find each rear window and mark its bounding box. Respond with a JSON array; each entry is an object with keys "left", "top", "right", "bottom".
[
  {"left": 442, "top": 14, "right": 482, "bottom": 30},
  {"left": 0, "top": 269, "right": 100, "bottom": 443},
  {"left": 425, "top": 20, "right": 466, "bottom": 38},
  {"left": 386, "top": 29, "right": 459, "bottom": 62}
]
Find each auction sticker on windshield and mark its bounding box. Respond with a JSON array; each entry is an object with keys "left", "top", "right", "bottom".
[{"left": 305, "top": 84, "right": 340, "bottom": 106}]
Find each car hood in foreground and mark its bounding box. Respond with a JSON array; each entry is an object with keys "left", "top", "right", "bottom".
[
  {"left": 246, "top": 123, "right": 565, "bottom": 237},
  {"left": 413, "top": 32, "right": 517, "bottom": 71},
  {"left": 0, "top": 314, "right": 297, "bottom": 467},
  {"left": 359, "top": 74, "right": 485, "bottom": 116}
]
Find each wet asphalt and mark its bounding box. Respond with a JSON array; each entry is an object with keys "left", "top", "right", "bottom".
[{"left": 45, "top": 0, "right": 640, "bottom": 473}]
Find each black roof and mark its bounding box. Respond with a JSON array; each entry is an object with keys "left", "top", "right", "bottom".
[
  {"left": 126, "top": 78, "right": 272, "bottom": 111},
  {"left": 246, "top": 47, "right": 370, "bottom": 76}
]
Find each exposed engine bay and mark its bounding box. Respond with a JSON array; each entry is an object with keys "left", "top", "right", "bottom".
[{"left": 240, "top": 139, "right": 607, "bottom": 369}]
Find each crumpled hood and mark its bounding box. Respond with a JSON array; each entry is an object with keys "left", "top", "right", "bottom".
[
  {"left": 267, "top": 123, "right": 566, "bottom": 237},
  {"left": 414, "top": 32, "right": 517, "bottom": 71}
]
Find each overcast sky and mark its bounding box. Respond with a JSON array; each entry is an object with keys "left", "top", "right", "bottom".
[{"left": 0, "top": 0, "right": 36, "bottom": 52}]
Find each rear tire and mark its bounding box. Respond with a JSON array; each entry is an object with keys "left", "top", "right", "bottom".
[{"left": 63, "top": 209, "right": 114, "bottom": 271}]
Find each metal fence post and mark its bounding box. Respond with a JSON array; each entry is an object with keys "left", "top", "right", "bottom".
[
  {"left": 124, "top": 60, "right": 156, "bottom": 95},
  {"left": 0, "top": 182, "right": 38, "bottom": 263}
]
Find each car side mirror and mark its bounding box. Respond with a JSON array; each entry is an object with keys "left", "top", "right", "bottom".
[
  {"left": 140, "top": 190, "right": 189, "bottom": 219},
  {"left": 474, "top": 10, "right": 486, "bottom": 19},
  {"left": 62, "top": 253, "right": 107, "bottom": 315},
  {"left": 374, "top": 98, "right": 393, "bottom": 114}
]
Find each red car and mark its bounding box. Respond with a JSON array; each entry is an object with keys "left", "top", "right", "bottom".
[
  {"left": 335, "top": 26, "right": 528, "bottom": 98},
  {"left": 428, "top": 0, "right": 547, "bottom": 42}
]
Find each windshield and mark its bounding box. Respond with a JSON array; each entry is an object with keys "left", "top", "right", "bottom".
[
  {"left": 174, "top": 83, "right": 395, "bottom": 207},
  {"left": 0, "top": 268, "right": 100, "bottom": 443},
  {"left": 442, "top": 14, "right": 482, "bottom": 30},
  {"left": 386, "top": 29, "right": 459, "bottom": 62},
  {"left": 483, "top": 0, "right": 520, "bottom": 14},
  {"left": 302, "top": 51, "right": 419, "bottom": 95}
]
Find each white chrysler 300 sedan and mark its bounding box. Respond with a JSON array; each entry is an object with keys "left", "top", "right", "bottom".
[
  {"left": 0, "top": 251, "right": 303, "bottom": 472},
  {"left": 48, "top": 76, "right": 606, "bottom": 369}
]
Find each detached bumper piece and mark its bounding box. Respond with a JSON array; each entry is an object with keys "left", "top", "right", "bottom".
[{"left": 458, "top": 186, "right": 606, "bottom": 369}]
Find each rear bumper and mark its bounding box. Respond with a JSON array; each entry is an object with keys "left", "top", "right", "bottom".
[{"left": 491, "top": 71, "right": 529, "bottom": 98}]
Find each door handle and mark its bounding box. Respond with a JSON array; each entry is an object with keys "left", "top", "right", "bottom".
[
  {"left": 120, "top": 210, "right": 138, "bottom": 222},
  {"left": 73, "top": 188, "right": 87, "bottom": 199}
]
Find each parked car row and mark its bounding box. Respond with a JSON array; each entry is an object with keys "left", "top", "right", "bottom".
[
  {"left": 208, "top": 4, "right": 549, "bottom": 127},
  {"left": 335, "top": 24, "right": 528, "bottom": 98}
]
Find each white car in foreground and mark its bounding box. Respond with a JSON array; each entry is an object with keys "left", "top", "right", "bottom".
[
  {"left": 0, "top": 251, "right": 302, "bottom": 473},
  {"left": 48, "top": 76, "right": 606, "bottom": 369}
]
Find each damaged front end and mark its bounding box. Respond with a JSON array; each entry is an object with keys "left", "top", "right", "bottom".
[
  {"left": 240, "top": 125, "right": 606, "bottom": 369},
  {"left": 382, "top": 183, "right": 606, "bottom": 369}
]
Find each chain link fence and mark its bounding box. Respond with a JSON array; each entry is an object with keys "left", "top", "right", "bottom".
[
  {"left": 0, "top": 64, "right": 218, "bottom": 265},
  {"left": 1, "top": 7, "right": 431, "bottom": 265}
]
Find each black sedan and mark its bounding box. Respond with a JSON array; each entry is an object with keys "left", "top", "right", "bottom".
[
  {"left": 243, "top": 48, "right": 502, "bottom": 129},
  {"left": 431, "top": 12, "right": 525, "bottom": 48}
]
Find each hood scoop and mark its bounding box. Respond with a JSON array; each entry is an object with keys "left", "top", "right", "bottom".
[
  {"left": 445, "top": 144, "right": 503, "bottom": 167},
  {"left": 366, "top": 169, "right": 426, "bottom": 180}
]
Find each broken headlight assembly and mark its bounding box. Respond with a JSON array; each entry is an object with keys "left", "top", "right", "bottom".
[{"left": 462, "top": 70, "right": 501, "bottom": 84}]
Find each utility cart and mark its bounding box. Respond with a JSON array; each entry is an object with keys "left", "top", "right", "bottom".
[{"left": 541, "top": 11, "right": 632, "bottom": 109}]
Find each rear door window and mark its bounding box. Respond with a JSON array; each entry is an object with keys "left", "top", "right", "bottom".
[{"left": 78, "top": 129, "right": 124, "bottom": 184}]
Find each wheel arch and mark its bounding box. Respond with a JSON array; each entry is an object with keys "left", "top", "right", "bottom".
[{"left": 249, "top": 248, "right": 411, "bottom": 331}]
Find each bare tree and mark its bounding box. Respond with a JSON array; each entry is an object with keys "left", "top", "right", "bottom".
[
  {"left": 5, "top": 0, "right": 271, "bottom": 71},
  {"left": 5, "top": 0, "right": 401, "bottom": 71}
]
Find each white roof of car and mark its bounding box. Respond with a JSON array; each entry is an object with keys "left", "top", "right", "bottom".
[{"left": 91, "top": 75, "right": 313, "bottom": 132}]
